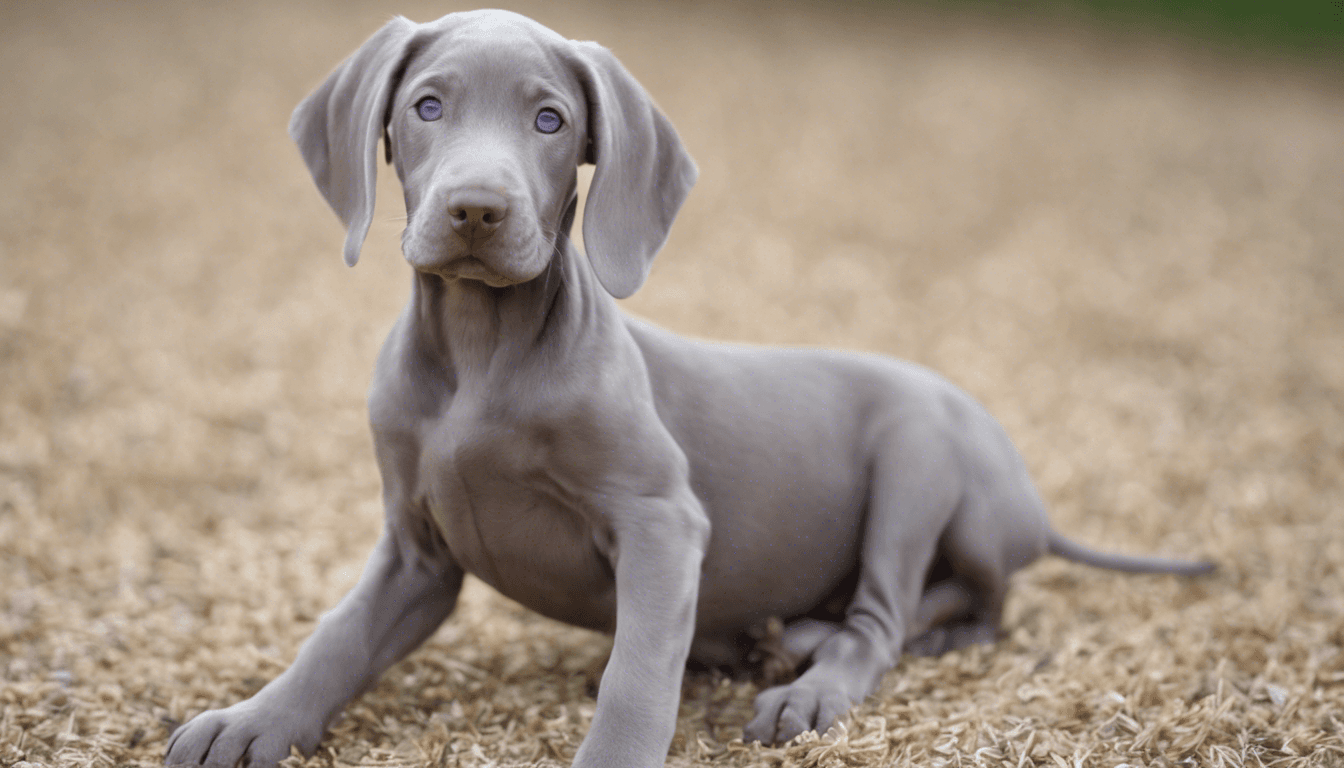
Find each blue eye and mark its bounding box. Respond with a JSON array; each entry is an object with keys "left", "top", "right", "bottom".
[
  {"left": 535, "top": 108, "right": 562, "bottom": 134},
  {"left": 416, "top": 97, "right": 442, "bottom": 121}
]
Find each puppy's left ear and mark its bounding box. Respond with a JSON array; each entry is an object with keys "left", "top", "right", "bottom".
[
  {"left": 570, "top": 42, "right": 697, "bottom": 299},
  {"left": 289, "top": 17, "right": 419, "bottom": 267}
]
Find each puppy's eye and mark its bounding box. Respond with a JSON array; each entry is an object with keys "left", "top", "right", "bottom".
[
  {"left": 416, "top": 97, "right": 443, "bottom": 122},
  {"left": 535, "top": 108, "right": 562, "bottom": 134}
]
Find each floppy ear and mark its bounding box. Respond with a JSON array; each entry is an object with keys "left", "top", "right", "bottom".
[
  {"left": 289, "top": 17, "right": 418, "bottom": 267},
  {"left": 570, "top": 42, "right": 698, "bottom": 299}
]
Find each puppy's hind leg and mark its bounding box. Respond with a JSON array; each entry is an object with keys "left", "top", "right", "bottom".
[
  {"left": 902, "top": 571, "right": 1005, "bottom": 657},
  {"left": 902, "top": 579, "right": 979, "bottom": 657},
  {"left": 906, "top": 471, "right": 1052, "bottom": 657},
  {"left": 743, "top": 429, "right": 962, "bottom": 745}
]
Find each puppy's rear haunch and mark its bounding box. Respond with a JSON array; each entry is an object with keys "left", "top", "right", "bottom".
[{"left": 164, "top": 11, "right": 1212, "bottom": 768}]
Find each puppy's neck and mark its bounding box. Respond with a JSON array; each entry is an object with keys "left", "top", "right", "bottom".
[{"left": 409, "top": 237, "right": 602, "bottom": 385}]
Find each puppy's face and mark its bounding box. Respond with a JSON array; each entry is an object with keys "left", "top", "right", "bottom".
[
  {"left": 389, "top": 18, "right": 589, "bottom": 287},
  {"left": 290, "top": 9, "right": 693, "bottom": 296}
]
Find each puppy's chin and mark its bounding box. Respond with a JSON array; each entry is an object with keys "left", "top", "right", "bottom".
[
  {"left": 433, "top": 256, "right": 517, "bottom": 287},
  {"left": 405, "top": 242, "right": 552, "bottom": 288}
]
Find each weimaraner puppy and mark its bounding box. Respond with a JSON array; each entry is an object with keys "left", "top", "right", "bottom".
[{"left": 165, "top": 10, "right": 1213, "bottom": 768}]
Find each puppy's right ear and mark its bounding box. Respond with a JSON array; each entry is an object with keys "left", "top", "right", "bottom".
[{"left": 289, "top": 17, "right": 418, "bottom": 267}]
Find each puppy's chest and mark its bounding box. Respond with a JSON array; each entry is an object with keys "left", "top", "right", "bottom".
[{"left": 419, "top": 412, "right": 618, "bottom": 631}]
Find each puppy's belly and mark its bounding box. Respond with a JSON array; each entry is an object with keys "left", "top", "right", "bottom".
[
  {"left": 426, "top": 461, "right": 863, "bottom": 655},
  {"left": 691, "top": 495, "right": 865, "bottom": 660}
]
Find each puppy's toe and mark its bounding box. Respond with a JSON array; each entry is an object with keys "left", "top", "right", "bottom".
[
  {"left": 742, "top": 682, "right": 853, "bottom": 746},
  {"left": 165, "top": 710, "right": 227, "bottom": 766},
  {"left": 743, "top": 685, "right": 789, "bottom": 744}
]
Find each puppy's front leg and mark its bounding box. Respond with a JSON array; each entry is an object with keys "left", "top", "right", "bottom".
[
  {"left": 165, "top": 526, "right": 462, "bottom": 768},
  {"left": 574, "top": 485, "right": 709, "bottom": 768}
]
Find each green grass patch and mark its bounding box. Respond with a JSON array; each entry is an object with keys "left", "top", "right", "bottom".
[{"left": 918, "top": 0, "right": 1344, "bottom": 60}]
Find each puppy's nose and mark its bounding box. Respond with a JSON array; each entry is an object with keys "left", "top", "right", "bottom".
[{"left": 448, "top": 189, "right": 509, "bottom": 239}]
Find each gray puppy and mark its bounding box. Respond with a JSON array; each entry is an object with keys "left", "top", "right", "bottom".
[{"left": 165, "top": 10, "right": 1212, "bottom": 768}]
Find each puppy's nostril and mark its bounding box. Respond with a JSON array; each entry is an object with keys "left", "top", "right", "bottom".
[{"left": 447, "top": 189, "right": 509, "bottom": 234}]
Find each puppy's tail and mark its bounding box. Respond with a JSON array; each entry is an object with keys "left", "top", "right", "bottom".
[{"left": 1047, "top": 530, "right": 1216, "bottom": 576}]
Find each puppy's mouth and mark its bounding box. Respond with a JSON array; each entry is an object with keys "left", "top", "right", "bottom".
[
  {"left": 430, "top": 255, "right": 519, "bottom": 288},
  {"left": 402, "top": 228, "right": 551, "bottom": 288}
]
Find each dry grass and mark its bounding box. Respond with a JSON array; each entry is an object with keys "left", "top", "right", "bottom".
[{"left": 2, "top": 1, "right": 1343, "bottom": 766}]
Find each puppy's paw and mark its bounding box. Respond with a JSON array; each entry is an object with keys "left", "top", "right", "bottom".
[
  {"left": 742, "top": 681, "right": 853, "bottom": 746},
  {"left": 164, "top": 698, "right": 322, "bottom": 768}
]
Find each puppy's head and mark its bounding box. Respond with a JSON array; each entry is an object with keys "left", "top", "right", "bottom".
[{"left": 290, "top": 10, "right": 696, "bottom": 298}]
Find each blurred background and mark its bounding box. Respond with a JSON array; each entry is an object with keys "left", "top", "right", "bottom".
[{"left": 1, "top": 1, "right": 1341, "bottom": 766}]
